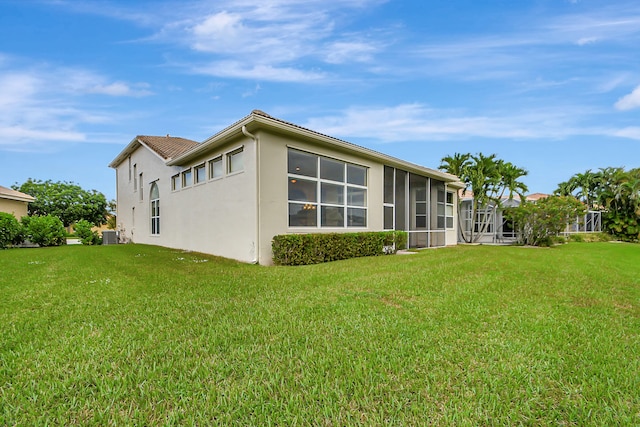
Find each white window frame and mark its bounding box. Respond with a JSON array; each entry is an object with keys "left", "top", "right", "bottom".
[
  {"left": 445, "top": 191, "right": 454, "bottom": 229},
  {"left": 150, "top": 182, "right": 160, "bottom": 235}
]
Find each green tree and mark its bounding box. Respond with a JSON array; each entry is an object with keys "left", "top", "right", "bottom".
[
  {"left": 0, "top": 212, "right": 24, "bottom": 248},
  {"left": 75, "top": 219, "right": 100, "bottom": 245},
  {"left": 440, "top": 153, "right": 528, "bottom": 243},
  {"left": 556, "top": 167, "right": 640, "bottom": 241},
  {"left": 505, "top": 196, "right": 586, "bottom": 246},
  {"left": 22, "top": 215, "right": 66, "bottom": 247},
  {"left": 13, "top": 179, "right": 108, "bottom": 227}
]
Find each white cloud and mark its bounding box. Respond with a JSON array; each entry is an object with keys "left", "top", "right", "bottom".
[
  {"left": 324, "top": 40, "right": 379, "bottom": 64},
  {"left": 576, "top": 36, "right": 599, "bottom": 45},
  {"left": 0, "top": 60, "right": 151, "bottom": 149},
  {"left": 196, "top": 61, "right": 326, "bottom": 82},
  {"left": 614, "top": 126, "right": 640, "bottom": 139},
  {"left": 614, "top": 85, "right": 640, "bottom": 110},
  {"left": 303, "top": 103, "right": 615, "bottom": 143}
]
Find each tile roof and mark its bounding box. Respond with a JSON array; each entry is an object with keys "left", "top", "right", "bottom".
[
  {"left": 137, "top": 135, "right": 199, "bottom": 160},
  {"left": 0, "top": 185, "right": 35, "bottom": 202}
]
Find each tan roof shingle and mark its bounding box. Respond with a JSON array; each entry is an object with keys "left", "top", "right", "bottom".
[{"left": 137, "top": 135, "right": 199, "bottom": 160}]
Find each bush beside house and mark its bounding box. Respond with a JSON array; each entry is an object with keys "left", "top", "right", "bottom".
[
  {"left": 272, "top": 231, "right": 408, "bottom": 266},
  {"left": 0, "top": 212, "right": 23, "bottom": 249}
]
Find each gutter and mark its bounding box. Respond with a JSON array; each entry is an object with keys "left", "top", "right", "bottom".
[{"left": 242, "top": 125, "right": 260, "bottom": 264}]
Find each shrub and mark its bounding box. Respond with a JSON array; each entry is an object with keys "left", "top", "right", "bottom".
[
  {"left": 0, "top": 212, "right": 24, "bottom": 248},
  {"left": 568, "top": 234, "right": 584, "bottom": 242},
  {"left": 75, "top": 219, "right": 100, "bottom": 245},
  {"left": 272, "top": 231, "right": 407, "bottom": 266},
  {"left": 505, "top": 196, "right": 586, "bottom": 247},
  {"left": 24, "top": 215, "right": 66, "bottom": 247}
]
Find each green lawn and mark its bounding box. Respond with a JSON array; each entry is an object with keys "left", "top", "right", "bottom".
[{"left": 1, "top": 243, "right": 639, "bottom": 425}]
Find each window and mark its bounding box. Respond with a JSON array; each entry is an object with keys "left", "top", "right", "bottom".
[
  {"left": 182, "top": 169, "right": 192, "bottom": 187},
  {"left": 194, "top": 163, "right": 206, "bottom": 184},
  {"left": 446, "top": 191, "right": 454, "bottom": 229},
  {"left": 209, "top": 156, "right": 223, "bottom": 179},
  {"left": 128, "top": 157, "right": 132, "bottom": 182},
  {"left": 287, "top": 148, "right": 368, "bottom": 228},
  {"left": 150, "top": 182, "right": 160, "bottom": 235},
  {"left": 228, "top": 147, "right": 244, "bottom": 173},
  {"left": 139, "top": 173, "right": 143, "bottom": 200},
  {"left": 171, "top": 174, "right": 180, "bottom": 191},
  {"left": 437, "top": 189, "right": 455, "bottom": 229},
  {"left": 383, "top": 166, "right": 395, "bottom": 230},
  {"left": 133, "top": 164, "right": 137, "bottom": 191}
]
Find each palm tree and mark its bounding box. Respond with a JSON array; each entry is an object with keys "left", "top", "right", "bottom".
[{"left": 440, "top": 153, "right": 472, "bottom": 242}]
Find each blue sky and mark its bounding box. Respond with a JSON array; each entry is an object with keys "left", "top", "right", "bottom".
[{"left": 1, "top": 0, "right": 639, "bottom": 201}]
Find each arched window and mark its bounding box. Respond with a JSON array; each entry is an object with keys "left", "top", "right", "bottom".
[{"left": 150, "top": 182, "right": 160, "bottom": 235}]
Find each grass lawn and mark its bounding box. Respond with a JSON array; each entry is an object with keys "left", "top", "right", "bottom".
[{"left": 1, "top": 243, "right": 639, "bottom": 425}]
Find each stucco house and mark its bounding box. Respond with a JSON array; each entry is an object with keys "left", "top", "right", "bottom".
[
  {"left": 109, "top": 110, "right": 463, "bottom": 264},
  {"left": 0, "top": 185, "right": 35, "bottom": 219}
]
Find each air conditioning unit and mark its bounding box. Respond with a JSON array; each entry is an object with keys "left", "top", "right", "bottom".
[{"left": 102, "top": 230, "right": 119, "bottom": 245}]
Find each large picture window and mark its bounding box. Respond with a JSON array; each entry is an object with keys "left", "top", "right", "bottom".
[
  {"left": 150, "top": 182, "right": 160, "bottom": 235},
  {"left": 288, "top": 148, "right": 367, "bottom": 228}
]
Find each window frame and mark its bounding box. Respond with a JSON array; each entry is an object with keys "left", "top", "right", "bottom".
[
  {"left": 181, "top": 168, "right": 192, "bottom": 188},
  {"left": 227, "top": 146, "right": 244, "bottom": 175},
  {"left": 208, "top": 156, "right": 224, "bottom": 180},
  {"left": 194, "top": 163, "right": 206, "bottom": 185},
  {"left": 171, "top": 174, "right": 180, "bottom": 191},
  {"left": 150, "top": 182, "right": 160, "bottom": 236},
  {"left": 287, "top": 147, "right": 368, "bottom": 229}
]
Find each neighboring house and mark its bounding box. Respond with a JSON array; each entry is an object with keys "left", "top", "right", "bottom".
[
  {"left": 109, "top": 110, "right": 463, "bottom": 264},
  {"left": 0, "top": 185, "right": 35, "bottom": 220},
  {"left": 459, "top": 192, "right": 602, "bottom": 244}
]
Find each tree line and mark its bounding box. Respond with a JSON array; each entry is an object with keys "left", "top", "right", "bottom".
[
  {"left": 0, "top": 179, "right": 112, "bottom": 248},
  {"left": 440, "top": 153, "right": 639, "bottom": 245}
]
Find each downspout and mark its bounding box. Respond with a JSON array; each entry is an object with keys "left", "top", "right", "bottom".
[{"left": 242, "top": 125, "right": 260, "bottom": 264}]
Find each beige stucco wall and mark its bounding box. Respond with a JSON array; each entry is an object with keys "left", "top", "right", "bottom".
[
  {"left": 0, "top": 198, "right": 29, "bottom": 217},
  {"left": 114, "top": 125, "right": 459, "bottom": 265},
  {"left": 115, "top": 135, "right": 258, "bottom": 263},
  {"left": 0, "top": 198, "right": 29, "bottom": 219},
  {"left": 256, "top": 129, "right": 387, "bottom": 264}
]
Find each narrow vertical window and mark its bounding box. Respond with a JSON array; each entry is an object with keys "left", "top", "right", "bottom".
[
  {"left": 446, "top": 191, "right": 454, "bottom": 229},
  {"left": 194, "top": 163, "right": 206, "bottom": 184},
  {"left": 171, "top": 174, "right": 180, "bottom": 191},
  {"left": 139, "top": 173, "right": 143, "bottom": 200},
  {"left": 150, "top": 182, "right": 160, "bottom": 235},
  {"left": 133, "top": 164, "right": 137, "bottom": 191},
  {"left": 228, "top": 147, "right": 244, "bottom": 173},
  {"left": 209, "top": 156, "right": 223, "bottom": 179},
  {"left": 182, "top": 169, "right": 192, "bottom": 187}
]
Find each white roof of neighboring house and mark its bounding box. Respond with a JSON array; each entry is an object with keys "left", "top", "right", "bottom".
[{"left": 0, "top": 185, "right": 35, "bottom": 203}]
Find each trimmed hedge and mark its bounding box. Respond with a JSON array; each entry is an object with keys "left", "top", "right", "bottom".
[{"left": 272, "top": 231, "right": 408, "bottom": 266}]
